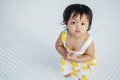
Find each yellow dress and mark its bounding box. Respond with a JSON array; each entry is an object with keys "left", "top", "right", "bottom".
[{"left": 60, "top": 30, "right": 97, "bottom": 80}]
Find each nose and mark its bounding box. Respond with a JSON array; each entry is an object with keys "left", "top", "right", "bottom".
[{"left": 76, "top": 23, "right": 82, "bottom": 29}]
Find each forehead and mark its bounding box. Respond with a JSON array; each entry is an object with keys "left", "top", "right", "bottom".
[{"left": 69, "top": 13, "right": 89, "bottom": 21}]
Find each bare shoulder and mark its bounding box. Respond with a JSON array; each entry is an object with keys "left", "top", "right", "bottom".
[
  {"left": 86, "top": 32, "right": 94, "bottom": 49},
  {"left": 88, "top": 41, "right": 95, "bottom": 50},
  {"left": 55, "top": 32, "right": 63, "bottom": 47},
  {"left": 85, "top": 40, "right": 95, "bottom": 57}
]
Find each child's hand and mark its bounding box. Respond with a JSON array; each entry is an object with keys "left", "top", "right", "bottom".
[
  {"left": 67, "top": 53, "right": 77, "bottom": 62},
  {"left": 63, "top": 52, "right": 72, "bottom": 61}
]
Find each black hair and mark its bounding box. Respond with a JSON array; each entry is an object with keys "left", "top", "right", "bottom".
[{"left": 63, "top": 4, "right": 93, "bottom": 31}]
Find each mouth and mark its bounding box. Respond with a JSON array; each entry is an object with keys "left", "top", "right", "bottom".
[{"left": 75, "top": 30, "right": 81, "bottom": 33}]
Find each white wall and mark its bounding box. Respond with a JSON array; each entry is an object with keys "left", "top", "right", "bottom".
[{"left": 0, "top": 0, "right": 120, "bottom": 80}]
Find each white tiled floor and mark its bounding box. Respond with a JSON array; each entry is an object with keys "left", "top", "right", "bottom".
[{"left": 0, "top": 0, "right": 120, "bottom": 80}]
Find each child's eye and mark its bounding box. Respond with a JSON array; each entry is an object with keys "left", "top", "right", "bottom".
[
  {"left": 71, "top": 21, "right": 76, "bottom": 24},
  {"left": 81, "top": 23, "right": 85, "bottom": 25}
]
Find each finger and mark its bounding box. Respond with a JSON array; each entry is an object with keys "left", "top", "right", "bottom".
[
  {"left": 67, "top": 54, "right": 70, "bottom": 57},
  {"left": 69, "top": 53, "right": 74, "bottom": 57},
  {"left": 67, "top": 54, "right": 71, "bottom": 59}
]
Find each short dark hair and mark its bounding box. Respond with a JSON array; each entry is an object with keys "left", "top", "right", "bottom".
[{"left": 63, "top": 4, "right": 93, "bottom": 31}]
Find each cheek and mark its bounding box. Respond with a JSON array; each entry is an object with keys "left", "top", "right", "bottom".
[
  {"left": 84, "top": 25, "right": 89, "bottom": 30},
  {"left": 81, "top": 27, "right": 88, "bottom": 33},
  {"left": 67, "top": 25, "right": 75, "bottom": 29},
  {"left": 68, "top": 27, "right": 73, "bottom": 31},
  {"left": 67, "top": 27, "right": 76, "bottom": 32},
  {"left": 85, "top": 27, "right": 88, "bottom": 30}
]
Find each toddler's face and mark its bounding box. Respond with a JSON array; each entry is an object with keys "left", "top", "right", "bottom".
[{"left": 66, "top": 14, "right": 89, "bottom": 36}]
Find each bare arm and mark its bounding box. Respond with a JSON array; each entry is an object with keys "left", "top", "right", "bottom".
[
  {"left": 67, "top": 41, "right": 95, "bottom": 63},
  {"left": 55, "top": 32, "right": 68, "bottom": 58}
]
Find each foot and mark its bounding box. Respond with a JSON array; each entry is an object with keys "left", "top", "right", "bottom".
[
  {"left": 78, "top": 78, "right": 81, "bottom": 80},
  {"left": 64, "top": 73, "right": 71, "bottom": 77}
]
